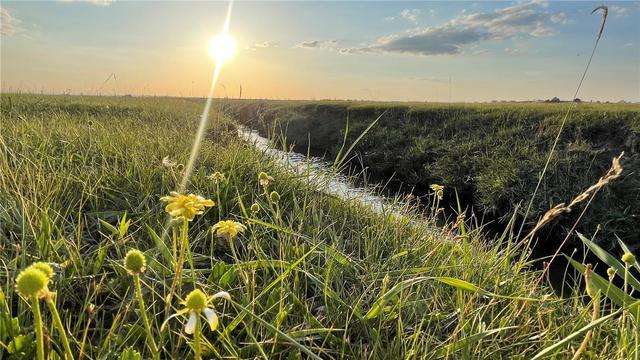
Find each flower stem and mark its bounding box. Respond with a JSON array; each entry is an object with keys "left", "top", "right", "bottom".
[
  {"left": 193, "top": 315, "right": 202, "bottom": 360},
  {"left": 134, "top": 275, "right": 160, "bottom": 360},
  {"left": 45, "top": 297, "right": 74, "bottom": 360},
  {"left": 32, "top": 297, "right": 45, "bottom": 360}
]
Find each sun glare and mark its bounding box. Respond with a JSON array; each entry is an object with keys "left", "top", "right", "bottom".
[{"left": 209, "top": 33, "right": 236, "bottom": 64}]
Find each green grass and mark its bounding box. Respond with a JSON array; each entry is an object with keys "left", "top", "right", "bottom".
[
  {"left": 1, "top": 94, "right": 638, "bottom": 359},
  {"left": 228, "top": 100, "right": 640, "bottom": 252}
]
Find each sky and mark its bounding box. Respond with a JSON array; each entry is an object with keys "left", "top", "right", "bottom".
[{"left": 1, "top": 0, "right": 639, "bottom": 102}]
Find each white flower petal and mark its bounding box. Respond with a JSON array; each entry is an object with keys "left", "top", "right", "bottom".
[
  {"left": 184, "top": 312, "right": 197, "bottom": 335},
  {"left": 212, "top": 291, "right": 231, "bottom": 300},
  {"left": 203, "top": 308, "right": 219, "bottom": 331}
]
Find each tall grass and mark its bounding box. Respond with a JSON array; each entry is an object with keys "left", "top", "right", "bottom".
[{"left": 0, "top": 94, "right": 637, "bottom": 359}]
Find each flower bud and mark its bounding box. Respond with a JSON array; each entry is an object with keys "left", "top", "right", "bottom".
[
  {"left": 124, "top": 249, "right": 146, "bottom": 275},
  {"left": 250, "top": 203, "right": 260, "bottom": 213},
  {"left": 269, "top": 191, "right": 280, "bottom": 203},
  {"left": 622, "top": 252, "right": 636, "bottom": 265},
  {"left": 607, "top": 267, "right": 616, "bottom": 281}
]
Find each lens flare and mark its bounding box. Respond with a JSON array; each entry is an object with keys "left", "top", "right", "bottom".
[{"left": 209, "top": 33, "right": 236, "bottom": 64}]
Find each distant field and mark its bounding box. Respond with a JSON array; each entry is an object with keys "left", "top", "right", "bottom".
[
  {"left": 229, "top": 100, "right": 640, "bottom": 252},
  {"left": 1, "top": 94, "right": 638, "bottom": 359}
]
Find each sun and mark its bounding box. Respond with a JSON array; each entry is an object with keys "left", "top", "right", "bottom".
[{"left": 209, "top": 33, "right": 236, "bottom": 64}]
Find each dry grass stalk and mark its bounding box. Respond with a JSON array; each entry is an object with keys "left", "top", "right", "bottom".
[{"left": 525, "top": 152, "right": 624, "bottom": 240}]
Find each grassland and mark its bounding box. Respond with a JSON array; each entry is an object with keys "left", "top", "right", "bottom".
[
  {"left": 229, "top": 100, "right": 640, "bottom": 253},
  {"left": 1, "top": 94, "right": 639, "bottom": 359}
]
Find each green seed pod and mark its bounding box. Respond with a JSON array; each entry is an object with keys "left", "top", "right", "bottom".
[
  {"left": 269, "top": 191, "right": 280, "bottom": 203},
  {"left": 15, "top": 267, "right": 48, "bottom": 298},
  {"left": 622, "top": 252, "right": 636, "bottom": 265},
  {"left": 250, "top": 203, "right": 260, "bottom": 213},
  {"left": 124, "top": 249, "right": 146, "bottom": 275},
  {"left": 185, "top": 289, "right": 207, "bottom": 312},
  {"left": 584, "top": 264, "right": 598, "bottom": 299}
]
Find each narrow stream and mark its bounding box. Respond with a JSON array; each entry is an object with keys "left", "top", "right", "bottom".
[
  {"left": 238, "top": 126, "right": 408, "bottom": 216},
  {"left": 237, "top": 126, "right": 605, "bottom": 295}
]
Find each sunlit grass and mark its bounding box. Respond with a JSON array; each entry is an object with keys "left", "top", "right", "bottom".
[{"left": 0, "top": 94, "right": 638, "bottom": 359}]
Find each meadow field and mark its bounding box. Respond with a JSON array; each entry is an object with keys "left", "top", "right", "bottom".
[{"left": 1, "top": 94, "right": 639, "bottom": 359}]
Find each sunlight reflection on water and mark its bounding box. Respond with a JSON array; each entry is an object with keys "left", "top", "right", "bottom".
[{"left": 238, "top": 125, "right": 401, "bottom": 216}]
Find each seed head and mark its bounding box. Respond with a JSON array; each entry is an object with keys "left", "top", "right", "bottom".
[
  {"left": 185, "top": 289, "right": 207, "bottom": 312},
  {"left": 259, "top": 172, "right": 274, "bottom": 187},
  {"left": 15, "top": 267, "right": 49, "bottom": 298},
  {"left": 29, "top": 262, "right": 54, "bottom": 279},
  {"left": 622, "top": 252, "right": 636, "bottom": 265},
  {"left": 250, "top": 203, "right": 260, "bottom": 213},
  {"left": 124, "top": 249, "right": 146, "bottom": 275}
]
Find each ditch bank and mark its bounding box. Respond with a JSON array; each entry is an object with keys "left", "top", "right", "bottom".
[{"left": 225, "top": 101, "right": 640, "bottom": 273}]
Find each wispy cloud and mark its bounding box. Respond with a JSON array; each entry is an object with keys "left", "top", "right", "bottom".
[
  {"left": 400, "top": 9, "right": 421, "bottom": 23},
  {"left": 342, "top": 27, "right": 483, "bottom": 56},
  {"left": 342, "top": 1, "right": 565, "bottom": 56},
  {"left": 245, "top": 41, "right": 278, "bottom": 51},
  {"left": 295, "top": 40, "right": 338, "bottom": 50},
  {"left": 58, "top": 0, "right": 114, "bottom": 6},
  {"left": 610, "top": 5, "right": 628, "bottom": 17},
  {"left": 1, "top": 7, "right": 23, "bottom": 36},
  {"left": 504, "top": 47, "right": 532, "bottom": 56},
  {"left": 408, "top": 76, "right": 449, "bottom": 83}
]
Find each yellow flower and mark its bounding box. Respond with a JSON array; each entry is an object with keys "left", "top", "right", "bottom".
[
  {"left": 211, "top": 220, "right": 247, "bottom": 239},
  {"left": 430, "top": 184, "right": 444, "bottom": 200},
  {"left": 208, "top": 171, "right": 226, "bottom": 184},
  {"left": 160, "top": 192, "right": 215, "bottom": 221},
  {"left": 163, "top": 289, "right": 231, "bottom": 334}
]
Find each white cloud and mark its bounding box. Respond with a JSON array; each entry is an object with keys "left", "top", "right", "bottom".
[
  {"left": 342, "top": 1, "right": 564, "bottom": 56},
  {"left": 400, "top": 9, "right": 421, "bottom": 23},
  {"left": 610, "top": 5, "right": 628, "bottom": 17},
  {"left": 58, "top": 0, "right": 114, "bottom": 6},
  {"left": 295, "top": 40, "right": 338, "bottom": 50},
  {"left": 504, "top": 47, "right": 529, "bottom": 56},
  {"left": 450, "top": 1, "right": 559, "bottom": 39},
  {"left": 245, "top": 41, "right": 278, "bottom": 51},
  {"left": 1, "top": 7, "right": 23, "bottom": 36}
]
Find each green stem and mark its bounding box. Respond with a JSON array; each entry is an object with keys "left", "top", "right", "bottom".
[
  {"left": 193, "top": 315, "right": 202, "bottom": 360},
  {"left": 46, "top": 297, "right": 74, "bottom": 360},
  {"left": 623, "top": 264, "right": 629, "bottom": 353},
  {"left": 32, "top": 297, "right": 45, "bottom": 360},
  {"left": 134, "top": 276, "right": 160, "bottom": 360},
  {"left": 182, "top": 221, "right": 196, "bottom": 285}
]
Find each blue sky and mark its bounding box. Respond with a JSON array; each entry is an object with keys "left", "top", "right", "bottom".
[{"left": 1, "top": 1, "right": 639, "bottom": 101}]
